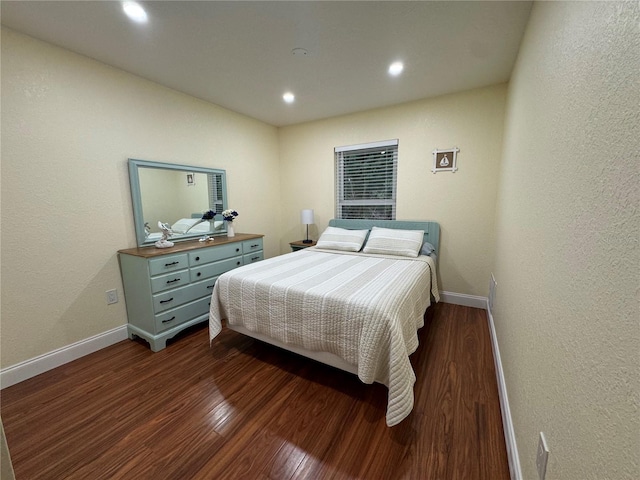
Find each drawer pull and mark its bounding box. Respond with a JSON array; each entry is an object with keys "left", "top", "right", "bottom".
[
  {"left": 159, "top": 297, "right": 174, "bottom": 304},
  {"left": 197, "top": 272, "right": 201, "bottom": 277},
  {"left": 207, "top": 284, "right": 215, "bottom": 289},
  {"left": 162, "top": 316, "right": 176, "bottom": 324},
  {"left": 236, "top": 261, "right": 241, "bottom": 265},
  {"left": 235, "top": 248, "right": 240, "bottom": 252},
  {"left": 251, "top": 244, "right": 260, "bottom": 248},
  {"left": 251, "top": 256, "right": 260, "bottom": 261},
  {"left": 166, "top": 278, "right": 180, "bottom": 284},
  {"left": 165, "top": 261, "right": 179, "bottom": 267},
  {"left": 195, "top": 256, "right": 200, "bottom": 261}
]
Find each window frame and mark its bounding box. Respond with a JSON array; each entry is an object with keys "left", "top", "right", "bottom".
[{"left": 335, "top": 139, "right": 398, "bottom": 220}]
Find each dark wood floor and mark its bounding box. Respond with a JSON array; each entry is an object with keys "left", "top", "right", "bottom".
[{"left": 1, "top": 302, "right": 509, "bottom": 480}]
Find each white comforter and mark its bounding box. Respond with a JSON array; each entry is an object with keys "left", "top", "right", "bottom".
[{"left": 209, "top": 248, "right": 439, "bottom": 426}]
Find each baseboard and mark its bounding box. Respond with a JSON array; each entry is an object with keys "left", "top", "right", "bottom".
[
  {"left": 439, "top": 291, "right": 488, "bottom": 309},
  {"left": 486, "top": 301, "right": 522, "bottom": 480},
  {"left": 0, "top": 325, "right": 128, "bottom": 389}
]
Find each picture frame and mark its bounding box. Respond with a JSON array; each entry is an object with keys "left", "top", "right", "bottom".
[
  {"left": 432, "top": 147, "right": 459, "bottom": 173},
  {"left": 186, "top": 172, "right": 195, "bottom": 186}
]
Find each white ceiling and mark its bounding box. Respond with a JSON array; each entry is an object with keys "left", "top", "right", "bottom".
[{"left": 1, "top": 1, "right": 532, "bottom": 127}]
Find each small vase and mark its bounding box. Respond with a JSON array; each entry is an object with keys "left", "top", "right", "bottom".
[{"left": 227, "top": 222, "right": 235, "bottom": 237}]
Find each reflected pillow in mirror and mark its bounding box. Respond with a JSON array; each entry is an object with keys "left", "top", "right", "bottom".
[{"left": 171, "top": 218, "right": 210, "bottom": 234}]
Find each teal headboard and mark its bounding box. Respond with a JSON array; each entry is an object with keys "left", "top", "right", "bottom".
[{"left": 328, "top": 219, "right": 440, "bottom": 257}]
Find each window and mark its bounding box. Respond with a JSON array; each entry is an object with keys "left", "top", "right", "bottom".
[
  {"left": 208, "top": 172, "right": 224, "bottom": 215},
  {"left": 335, "top": 140, "right": 398, "bottom": 220}
]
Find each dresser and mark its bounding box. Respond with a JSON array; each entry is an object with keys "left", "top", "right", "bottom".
[{"left": 118, "top": 233, "right": 264, "bottom": 351}]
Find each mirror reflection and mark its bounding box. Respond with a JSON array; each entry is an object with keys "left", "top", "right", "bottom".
[{"left": 128, "top": 159, "right": 228, "bottom": 247}]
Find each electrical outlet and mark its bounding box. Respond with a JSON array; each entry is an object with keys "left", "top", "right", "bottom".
[
  {"left": 536, "top": 432, "right": 549, "bottom": 480},
  {"left": 106, "top": 289, "right": 118, "bottom": 305}
]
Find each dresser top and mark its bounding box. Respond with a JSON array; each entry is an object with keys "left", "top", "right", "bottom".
[{"left": 118, "top": 233, "right": 263, "bottom": 258}]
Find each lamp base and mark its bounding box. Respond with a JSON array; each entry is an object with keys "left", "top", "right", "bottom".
[{"left": 302, "top": 239, "right": 313, "bottom": 244}]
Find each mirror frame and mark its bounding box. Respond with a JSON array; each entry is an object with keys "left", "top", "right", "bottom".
[{"left": 128, "top": 158, "right": 228, "bottom": 247}]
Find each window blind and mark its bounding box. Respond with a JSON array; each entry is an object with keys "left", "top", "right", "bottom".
[
  {"left": 208, "top": 173, "right": 224, "bottom": 215},
  {"left": 335, "top": 140, "right": 398, "bottom": 220}
]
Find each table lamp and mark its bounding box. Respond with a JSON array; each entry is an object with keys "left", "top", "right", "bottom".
[{"left": 300, "top": 209, "right": 314, "bottom": 244}]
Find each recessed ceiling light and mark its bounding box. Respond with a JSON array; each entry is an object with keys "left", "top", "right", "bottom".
[
  {"left": 283, "top": 92, "right": 295, "bottom": 103},
  {"left": 122, "top": 1, "right": 148, "bottom": 23},
  {"left": 388, "top": 61, "right": 404, "bottom": 76}
]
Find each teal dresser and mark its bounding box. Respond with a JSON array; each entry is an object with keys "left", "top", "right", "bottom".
[{"left": 118, "top": 234, "right": 264, "bottom": 351}]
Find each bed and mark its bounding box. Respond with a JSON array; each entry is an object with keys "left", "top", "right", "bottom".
[{"left": 209, "top": 219, "right": 440, "bottom": 426}]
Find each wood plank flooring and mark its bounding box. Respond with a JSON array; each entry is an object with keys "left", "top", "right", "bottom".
[{"left": 1, "top": 302, "right": 509, "bottom": 479}]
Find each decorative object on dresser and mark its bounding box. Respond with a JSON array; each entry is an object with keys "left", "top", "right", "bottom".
[
  {"left": 300, "top": 209, "right": 315, "bottom": 244},
  {"left": 154, "top": 221, "right": 175, "bottom": 248},
  {"left": 289, "top": 239, "right": 317, "bottom": 251},
  {"left": 221, "top": 209, "right": 239, "bottom": 237},
  {"left": 118, "top": 234, "right": 263, "bottom": 351},
  {"left": 185, "top": 210, "right": 217, "bottom": 234}
]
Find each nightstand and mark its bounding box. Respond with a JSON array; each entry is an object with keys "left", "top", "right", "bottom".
[{"left": 289, "top": 240, "right": 317, "bottom": 252}]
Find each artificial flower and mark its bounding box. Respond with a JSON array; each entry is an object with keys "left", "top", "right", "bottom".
[
  {"left": 201, "top": 210, "right": 217, "bottom": 220},
  {"left": 222, "top": 209, "right": 239, "bottom": 222}
]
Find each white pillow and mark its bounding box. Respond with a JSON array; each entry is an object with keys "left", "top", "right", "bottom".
[
  {"left": 316, "top": 226, "right": 369, "bottom": 252},
  {"left": 170, "top": 218, "right": 199, "bottom": 234},
  {"left": 362, "top": 227, "right": 424, "bottom": 258},
  {"left": 171, "top": 218, "right": 210, "bottom": 234}
]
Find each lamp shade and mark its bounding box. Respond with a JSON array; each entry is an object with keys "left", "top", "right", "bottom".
[{"left": 300, "top": 209, "right": 314, "bottom": 225}]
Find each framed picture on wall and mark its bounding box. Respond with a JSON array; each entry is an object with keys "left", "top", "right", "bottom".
[{"left": 432, "top": 147, "right": 459, "bottom": 173}]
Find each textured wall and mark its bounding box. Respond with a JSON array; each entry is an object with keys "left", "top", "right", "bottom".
[
  {"left": 1, "top": 419, "right": 15, "bottom": 480},
  {"left": 1, "top": 29, "right": 281, "bottom": 367},
  {"left": 278, "top": 84, "right": 507, "bottom": 296},
  {"left": 493, "top": 2, "right": 639, "bottom": 479}
]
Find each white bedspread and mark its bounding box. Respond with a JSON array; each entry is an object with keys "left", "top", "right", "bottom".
[{"left": 209, "top": 248, "right": 439, "bottom": 426}]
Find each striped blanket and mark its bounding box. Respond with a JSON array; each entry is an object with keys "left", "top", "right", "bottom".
[{"left": 209, "top": 248, "right": 439, "bottom": 426}]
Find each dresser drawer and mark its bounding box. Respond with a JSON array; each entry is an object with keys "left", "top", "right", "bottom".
[
  {"left": 191, "top": 276, "right": 219, "bottom": 298},
  {"left": 152, "top": 277, "right": 217, "bottom": 313},
  {"left": 190, "top": 256, "right": 242, "bottom": 282},
  {"left": 150, "top": 270, "right": 190, "bottom": 294},
  {"left": 242, "top": 238, "right": 263, "bottom": 254},
  {"left": 155, "top": 296, "right": 211, "bottom": 333},
  {"left": 188, "top": 243, "right": 243, "bottom": 266},
  {"left": 243, "top": 251, "right": 263, "bottom": 265},
  {"left": 149, "top": 254, "right": 189, "bottom": 276}
]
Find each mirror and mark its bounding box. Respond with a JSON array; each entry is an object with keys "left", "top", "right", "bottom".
[{"left": 128, "top": 159, "right": 228, "bottom": 247}]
